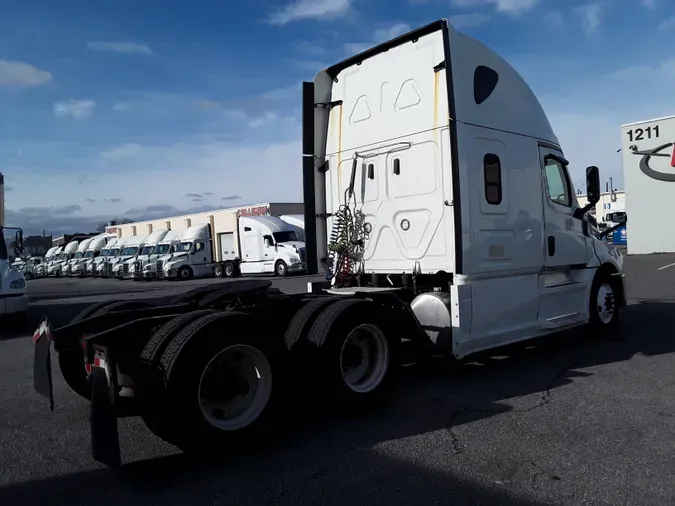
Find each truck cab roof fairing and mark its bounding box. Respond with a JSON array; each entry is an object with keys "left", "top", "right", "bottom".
[{"left": 318, "top": 19, "right": 558, "bottom": 148}]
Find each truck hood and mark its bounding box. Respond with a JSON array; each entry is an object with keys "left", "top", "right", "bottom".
[{"left": 278, "top": 241, "right": 305, "bottom": 251}]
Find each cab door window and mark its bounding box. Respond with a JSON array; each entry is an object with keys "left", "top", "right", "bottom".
[{"left": 544, "top": 158, "right": 572, "bottom": 207}]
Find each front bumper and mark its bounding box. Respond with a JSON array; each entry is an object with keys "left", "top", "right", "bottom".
[
  {"left": 287, "top": 262, "right": 306, "bottom": 273},
  {"left": 0, "top": 294, "right": 29, "bottom": 315}
]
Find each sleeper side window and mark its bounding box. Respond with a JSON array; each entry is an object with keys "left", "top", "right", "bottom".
[{"left": 483, "top": 153, "right": 502, "bottom": 205}]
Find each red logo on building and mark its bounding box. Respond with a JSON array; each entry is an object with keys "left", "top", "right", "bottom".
[{"left": 236, "top": 205, "right": 269, "bottom": 218}]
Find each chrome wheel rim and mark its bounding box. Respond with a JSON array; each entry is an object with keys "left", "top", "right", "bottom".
[
  {"left": 596, "top": 282, "right": 615, "bottom": 324},
  {"left": 197, "top": 344, "right": 272, "bottom": 431},
  {"left": 339, "top": 324, "right": 389, "bottom": 393}
]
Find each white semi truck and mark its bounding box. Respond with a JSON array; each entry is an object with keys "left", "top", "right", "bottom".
[
  {"left": 126, "top": 229, "right": 169, "bottom": 279},
  {"left": 99, "top": 236, "right": 129, "bottom": 278},
  {"left": 64, "top": 238, "right": 94, "bottom": 277},
  {"left": 32, "top": 19, "right": 627, "bottom": 468},
  {"left": 159, "top": 216, "right": 306, "bottom": 280},
  {"left": 280, "top": 214, "right": 306, "bottom": 241},
  {"left": 36, "top": 247, "right": 59, "bottom": 278},
  {"left": 91, "top": 237, "right": 119, "bottom": 277},
  {"left": 47, "top": 240, "right": 79, "bottom": 277},
  {"left": 112, "top": 234, "right": 148, "bottom": 279},
  {"left": 0, "top": 172, "right": 28, "bottom": 319},
  {"left": 76, "top": 234, "right": 115, "bottom": 277},
  {"left": 43, "top": 246, "right": 63, "bottom": 276},
  {"left": 139, "top": 229, "right": 182, "bottom": 280}
]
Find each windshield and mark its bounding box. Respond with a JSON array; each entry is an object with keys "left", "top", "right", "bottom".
[
  {"left": 100, "top": 249, "right": 109, "bottom": 257},
  {"left": 155, "top": 244, "right": 170, "bottom": 255},
  {"left": 109, "top": 248, "right": 120, "bottom": 256},
  {"left": 177, "top": 241, "right": 192, "bottom": 252},
  {"left": 75, "top": 252, "right": 84, "bottom": 259},
  {"left": 273, "top": 231, "right": 298, "bottom": 243},
  {"left": 122, "top": 247, "right": 139, "bottom": 256},
  {"left": 141, "top": 246, "right": 154, "bottom": 256},
  {"left": 84, "top": 251, "right": 94, "bottom": 258}
]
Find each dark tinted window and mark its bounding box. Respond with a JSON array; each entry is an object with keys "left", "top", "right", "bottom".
[
  {"left": 484, "top": 154, "right": 502, "bottom": 205},
  {"left": 474, "top": 66, "right": 499, "bottom": 105}
]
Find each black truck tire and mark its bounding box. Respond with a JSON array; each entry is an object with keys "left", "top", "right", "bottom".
[
  {"left": 143, "top": 311, "right": 285, "bottom": 453},
  {"left": 213, "top": 264, "right": 224, "bottom": 278},
  {"left": 139, "top": 309, "right": 218, "bottom": 364},
  {"left": 284, "top": 297, "right": 338, "bottom": 352},
  {"left": 58, "top": 300, "right": 154, "bottom": 401},
  {"left": 306, "top": 298, "right": 399, "bottom": 406}
]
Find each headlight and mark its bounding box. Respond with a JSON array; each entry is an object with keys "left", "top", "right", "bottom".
[
  {"left": 288, "top": 257, "right": 298, "bottom": 264},
  {"left": 10, "top": 278, "right": 26, "bottom": 289}
]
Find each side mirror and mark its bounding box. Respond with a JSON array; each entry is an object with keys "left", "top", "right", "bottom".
[
  {"left": 586, "top": 165, "right": 600, "bottom": 205},
  {"left": 573, "top": 165, "right": 601, "bottom": 219},
  {"left": 14, "top": 230, "right": 24, "bottom": 256}
]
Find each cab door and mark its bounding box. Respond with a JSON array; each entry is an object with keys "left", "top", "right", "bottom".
[{"left": 539, "top": 146, "right": 588, "bottom": 267}]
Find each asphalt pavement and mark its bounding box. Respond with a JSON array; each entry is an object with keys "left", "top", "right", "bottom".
[{"left": 2, "top": 256, "right": 675, "bottom": 505}]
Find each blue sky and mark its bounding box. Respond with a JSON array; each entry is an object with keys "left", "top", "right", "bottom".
[{"left": 1, "top": 0, "right": 672, "bottom": 235}]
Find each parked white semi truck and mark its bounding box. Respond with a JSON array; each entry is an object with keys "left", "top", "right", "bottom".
[
  {"left": 126, "top": 229, "right": 169, "bottom": 279},
  {"left": 32, "top": 19, "right": 628, "bottom": 469},
  {"left": 64, "top": 238, "right": 94, "bottom": 277},
  {"left": 91, "top": 237, "right": 119, "bottom": 277},
  {"left": 112, "top": 235, "right": 148, "bottom": 279},
  {"left": 0, "top": 172, "right": 28, "bottom": 319},
  {"left": 36, "top": 247, "right": 59, "bottom": 278},
  {"left": 43, "top": 246, "right": 63, "bottom": 276},
  {"left": 280, "top": 214, "right": 306, "bottom": 241},
  {"left": 159, "top": 216, "right": 306, "bottom": 280},
  {"left": 48, "top": 240, "right": 79, "bottom": 277},
  {"left": 139, "top": 229, "right": 182, "bottom": 280},
  {"left": 76, "top": 234, "right": 115, "bottom": 277},
  {"left": 99, "top": 236, "right": 128, "bottom": 277}
]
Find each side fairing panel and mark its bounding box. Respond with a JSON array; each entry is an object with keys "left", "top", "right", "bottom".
[{"left": 323, "top": 28, "right": 456, "bottom": 275}]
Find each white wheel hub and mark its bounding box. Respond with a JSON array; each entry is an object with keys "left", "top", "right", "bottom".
[
  {"left": 339, "top": 324, "right": 389, "bottom": 393},
  {"left": 197, "top": 344, "right": 272, "bottom": 431},
  {"left": 596, "top": 282, "right": 615, "bottom": 324}
]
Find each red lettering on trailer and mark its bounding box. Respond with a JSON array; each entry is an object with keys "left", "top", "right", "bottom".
[{"left": 236, "top": 206, "right": 270, "bottom": 218}]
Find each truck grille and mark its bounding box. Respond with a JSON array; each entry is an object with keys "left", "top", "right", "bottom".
[
  {"left": 123, "top": 263, "right": 129, "bottom": 276},
  {"left": 134, "top": 260, "right": 142, "bottom": 272},
  {"left": 105, "top": 263, "right": 113, "bottom": 276},
  {"left": 299, "top": 248, "right": 306, "bottom": 263},
  {"left": 156, "top": 260, "right": 164, "bottom": 278}
]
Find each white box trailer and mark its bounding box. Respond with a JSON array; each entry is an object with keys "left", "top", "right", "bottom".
[
  {"left": 160, "top": 216, "right": 306, "bottom": 280},
  {"left": 31, "top": 19, "right": 629, "bottom": 469},
  {"left": 621, "top": 115, "right": 675, "bottom": 254}
]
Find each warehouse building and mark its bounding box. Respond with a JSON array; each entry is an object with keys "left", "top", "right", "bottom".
[{"left": 106, "top": 202, "right": 304, "bottom": 263}]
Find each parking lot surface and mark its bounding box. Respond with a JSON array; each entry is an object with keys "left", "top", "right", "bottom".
[{"left": 2, "top": 255, "right": 675, "bottom": 505}]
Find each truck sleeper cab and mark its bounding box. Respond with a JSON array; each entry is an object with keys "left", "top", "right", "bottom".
[{"left": 31, "top": 19, "right": 626, "bottom": 470}]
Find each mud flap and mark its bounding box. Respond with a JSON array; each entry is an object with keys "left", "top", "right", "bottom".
[
  {"left": 33, "top": 316, "right": 54, "bottom": 411},
  {"left": 90, "top": 367, "right": 122, "bottom": 468}
]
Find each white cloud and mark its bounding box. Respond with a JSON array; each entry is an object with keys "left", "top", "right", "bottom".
[
  {"left": 450, "top": 0, "right": 539, "bottom": 14},
  {"left": 99, "top": 143, "right": 142, "bottom": 161},
  {"left": 53, "top": 99, "right": 96, "bottom": 120},
  {"left": 267, "top": 0, "right": 352, "bottom": 25},
  {"left": 574, "top": 3, "right": 602, "bottom": 34},
  {"left": 449, "top": 13, "right": 491, "bottom": 29},
  {"left": 658, "top": 16, "right": 675, "bottom": 33},
  {"left": 344, "top": 22, "right": 411, "bottom": 55},
  {"left": 0, "top": 59, "right": 52, "bottom": 87},
  {"left": 87, "top": 41, "right": 153, "bottom": 55},
  {"left": 642, "top": 0, "right": 656, "bottom": 8},
  {"left": 4, "top": 131, "right": 302, "bottom": 235}
]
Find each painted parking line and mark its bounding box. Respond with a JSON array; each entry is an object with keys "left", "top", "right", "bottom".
[{"left": 657, "top": 262, "right": 675, "bottom": 271}]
